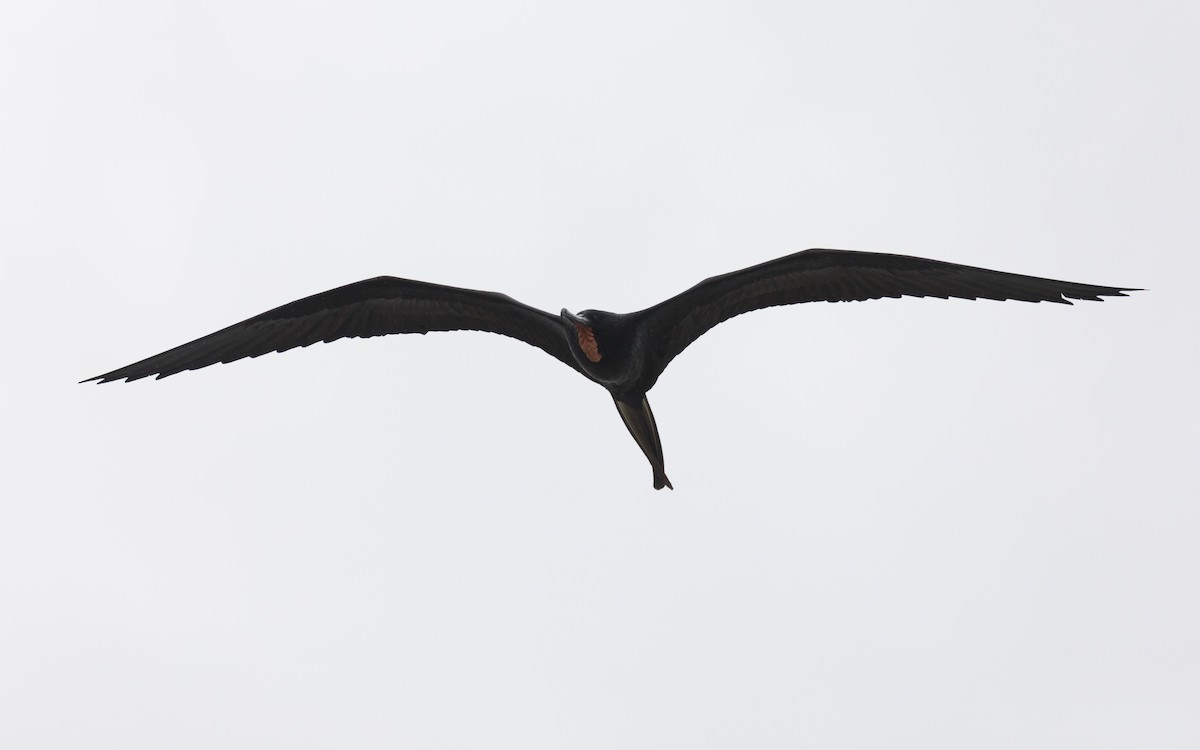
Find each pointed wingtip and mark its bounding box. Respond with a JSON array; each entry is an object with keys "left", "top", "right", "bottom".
[{"left": 1101, "top": 287, "right": 1143, "bottom": 298}]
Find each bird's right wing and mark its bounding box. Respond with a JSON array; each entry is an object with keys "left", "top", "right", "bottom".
[
  {"left": 633, "top": 248, "right": 1137, "bottom": 380},
  {"left": 84, "top": 276, "right": 579, "bottom": 383}
]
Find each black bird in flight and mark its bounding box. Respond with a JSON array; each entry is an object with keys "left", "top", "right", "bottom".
[{"left": 85, "top": 249, "right": 1136, "bottom": 489}]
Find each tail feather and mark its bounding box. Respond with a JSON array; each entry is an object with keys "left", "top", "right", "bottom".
[{"left": 613, "top": 395, "right": 673, "bottom": 490}]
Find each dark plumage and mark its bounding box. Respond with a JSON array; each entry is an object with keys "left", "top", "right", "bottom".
[{"left": 84, "top": 249, "right": 1137, "bottom": 488}]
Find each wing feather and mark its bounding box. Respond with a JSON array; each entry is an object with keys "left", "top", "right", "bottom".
[
  {"left": 84, "top": 276, "right": 577, "bottom": 383},
  {"left": 634, "top": 248, "right": 1137, "bottom": 379}
]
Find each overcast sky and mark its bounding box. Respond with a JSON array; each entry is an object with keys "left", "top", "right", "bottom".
[{"left": 2, "top": 1, "right": 1198, "bottom": 747}]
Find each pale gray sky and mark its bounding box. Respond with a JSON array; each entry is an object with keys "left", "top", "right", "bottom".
[{"left": 2, "top": 1, "right": 1198, "bottom": 747}]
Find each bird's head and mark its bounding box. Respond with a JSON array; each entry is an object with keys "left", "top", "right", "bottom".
[
  {"left": 561, "top": 309, "right": 604, "bottom": 364},
  {"left": 560, "top": 308, "right": 629, "bottom": 379}
]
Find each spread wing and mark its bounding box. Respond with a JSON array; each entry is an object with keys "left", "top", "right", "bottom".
[
  {"left": 634, "top": 248, "right": 1138, "bottom": 379},
  {"left": 84, "top": 276, "right": 579, "bottom": 383}
]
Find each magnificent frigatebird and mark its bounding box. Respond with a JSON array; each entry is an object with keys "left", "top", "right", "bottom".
[{"left": 84, "top": 249, "right": 1136, "bottom": 489}]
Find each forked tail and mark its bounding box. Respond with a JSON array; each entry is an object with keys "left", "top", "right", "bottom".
[{"left": 613, "top": 395, "right": 673, "bottom": 490}]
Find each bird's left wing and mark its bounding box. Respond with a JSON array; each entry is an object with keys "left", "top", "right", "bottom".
[
  {"left": 632, "top": 248, "right": 1138, "bottom": 381},
  {"left": 84, "top": 276, "right": 579, "bottom": 383}
]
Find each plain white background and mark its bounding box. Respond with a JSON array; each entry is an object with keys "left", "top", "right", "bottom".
[{"left": 2, "top": 1, "right": 1197, "bottom": 747}]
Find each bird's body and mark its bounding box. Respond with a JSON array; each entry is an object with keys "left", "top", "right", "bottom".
[{"left": 85, "top": 249, "right": 1136, "bottom": 489}]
